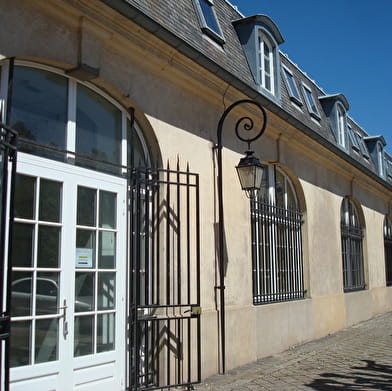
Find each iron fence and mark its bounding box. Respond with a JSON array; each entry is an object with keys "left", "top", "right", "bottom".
[{"left": 251, "top": 199, "right": 305, "bottom": 305}]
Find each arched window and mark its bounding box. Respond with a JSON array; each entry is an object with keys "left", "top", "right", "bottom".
[
  {"left": 258, "top": 31, "right": 276, "bottom": 95},
  {"left": 7, "top": 64, "right": 149, "bottom": 173},
  {"left": 251, "top": 165, "right": 305, "bottom": 305},
  {"left": 341, "top": 197, "right": 365, "bottom": 291},
  {"left": 384, "top": 215, "right": 392, "bottom": 286}
]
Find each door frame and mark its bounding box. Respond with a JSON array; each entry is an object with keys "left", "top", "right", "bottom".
[{"left": 9, "top": 152, "right": 127, "bottom": 390}]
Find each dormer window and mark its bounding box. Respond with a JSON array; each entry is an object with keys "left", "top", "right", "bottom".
[
  {"left": 258, "top": 31, "right": 275, "bottom": 94},
  {"left": 193, "top": 0, "right": 224, "bottom": 44},
  {"left": 363, "top": 135, "right": 387, "bottom": 176},
  {"left": 319, "top": 94, "right": 350, "bottom": 147},
  {"left": 302, "top": 83, "right": 320, "bottom": 119},
  {"left": 233, "top": 15, "right": 284, "bottom": 101},
  {"left": 282, "top": 66, "right": 302, "bottom": 105}
]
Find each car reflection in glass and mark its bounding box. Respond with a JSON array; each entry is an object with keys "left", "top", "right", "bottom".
[{"left": 11, "top": 277, "right": 91, "bottom": 316}]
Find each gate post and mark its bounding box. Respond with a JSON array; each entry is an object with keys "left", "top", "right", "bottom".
[{"left": 0, "top": 123, "right": 17, "bottom": 391}]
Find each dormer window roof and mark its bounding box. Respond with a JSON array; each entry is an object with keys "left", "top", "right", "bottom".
[{"left": 364, "top": 135, "right": 387, "bottom": 177}]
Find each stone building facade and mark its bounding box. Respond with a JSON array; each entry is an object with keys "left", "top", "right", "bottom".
[{"left": 0, "top": 1, "right": 391, "bottom": 390}]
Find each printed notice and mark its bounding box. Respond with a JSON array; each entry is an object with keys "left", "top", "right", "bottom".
[{"left": 75, "top": 248, "right": 93, "bottom": 268}]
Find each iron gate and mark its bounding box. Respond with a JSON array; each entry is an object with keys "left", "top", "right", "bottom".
[
  {"left": 0, "top": 123, "right": 17, "bottom": 391},
  {"left": 128, "top": 164, "right": 201, "bottom": 390}
]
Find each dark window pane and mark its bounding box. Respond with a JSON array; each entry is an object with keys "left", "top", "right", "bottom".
[
  {"left": 77, "top": 187, "right": 96, "bottom": 227},
  {"left": 97, "top": 313, "right": 115, "bottom": 353},
  {"left": 39, "top": 179, "right": 62, "bottom": 222},
  {"left": 75, "top": 272, "right": 94, "bottom": 312},
  {"left": 76, "top": 84, "right": 122, "bottom": 172},
  {"left": 37, "top": 225, "right": 61, "bottom": 268},
  {"left": 10, "top": 67, "right": 67, "bottom": 155},
  {"left": 36, "top": 272, "right": 59, "bottom": 315},
  {"left": 97, "top": 272, "right": 115, "bottom": 310},
  {"left": 127, "top": 120, "right": 146, "bottom": 167},
  {"left": 99, "top": 191, "right": 116, "bottom": 229},
  {"left": 35, "top": 319, "right": 58, "bottom": 363},
  {"left": 10, "top": 321, "right": 31, "bottom": 367},
  {"left": 199, "top": 0, "right": 221, "bottom": 34},
  {"left": 12, "top": 223, "right": 34, "bottom": 267},
  {"left": 11, "top": 272, "right": 33, "bottom": 316},
  {"left": 98, "top": 231, "right": 116, "bottom": 269},
  {"left": 74, "top": 315, "right": 94, "bottom": 357},
  {"left": 14, "top": 174, "right": 35, "bottom": 219}
]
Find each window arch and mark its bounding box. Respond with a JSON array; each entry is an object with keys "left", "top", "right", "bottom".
[
  {"left": 341, "top": 197, "right": 365, "bottom": 291},
  {"left": 257, "top": 31, "right": 276, "bottom": 95},
  {"left": 251, "top": 165, "right": 305, "bottom": 305},
  {"left": 384, "top": 215, "right": 392, "bottom": 286},
  {"left": 6, "top": 63, "right": 150, "bottom": 173}
]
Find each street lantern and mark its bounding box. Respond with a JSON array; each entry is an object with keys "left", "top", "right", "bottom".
[{"left": 236, "top": 150, "right": 263, "bottom": 197}]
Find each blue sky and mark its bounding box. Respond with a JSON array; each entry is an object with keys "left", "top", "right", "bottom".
[{"left": 229, "top": 0, "right": 392, "bottom": 152}]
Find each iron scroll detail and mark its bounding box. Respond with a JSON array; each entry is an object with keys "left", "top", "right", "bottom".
[{"left": 217, "top": 99, "right": 267, "bottom": 149}]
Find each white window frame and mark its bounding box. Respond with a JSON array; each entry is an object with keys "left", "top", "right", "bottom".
[
  {"left": 377, "top": 142, "right": 386, "bottom": 178},
  {"left": 8, "top": 61, "right": 150, "bottom": 170},
  {"left": 337, "top": 103, "right": 347, "bottom": 149},
  {"left": 258, "top": 31, "right": 276, "bottom": 95},
  {"left": 347, "top": 125, "right": 360, "bottom": 153},
  {"left": 355, "top": 133, "right": 370, "bottom": 160},
  {"left": 282, "top": 66, "right": 302, "bottom": 106},
  {"left": 301, "top": 83, "right": 320, "bottom": 120},
  {"left": 193, "top": 0, "right": 225, "bottom": 45}
]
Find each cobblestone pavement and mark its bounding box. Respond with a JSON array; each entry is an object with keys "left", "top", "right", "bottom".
[{"left": 194, "top": 312, "right": 392, "bottom": 391}]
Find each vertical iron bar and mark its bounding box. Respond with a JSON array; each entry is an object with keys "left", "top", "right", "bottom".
[
  {"left": 144, "top": 170, "right": 151, "bottom": 385},
  {"left": 166, "top": 165, "right": 171, "bottom": 386},
  {"left": 186, "top": 165, "right": 191, "bottom": 383},
  {"left": 4, "top": 139, "right": 16, "bottom": 391},
  {"left": 216, "top": 144, "right": 225, "bottom": 373},
  {"left": 195, "top": 171, "right": 201, "bottom": 383},
  {"left": 298, "top": 210, "right": 304, "bottom": 297},
  {"left": 250, "top": 198, "right": 257, "bottom": 304},
  {"left": 4, "top": 59, "right": 15, "bottom": 391},
  {"left": 135, "top": 169, "right": 142, "bottom": 387},
  {"left": 176, "top": 161, "right": 181, "bottom": 386}
]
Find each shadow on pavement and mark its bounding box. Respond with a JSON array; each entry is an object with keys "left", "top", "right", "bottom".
[{"left": 307, "top": 360, "right": 392, "bottom": 390}]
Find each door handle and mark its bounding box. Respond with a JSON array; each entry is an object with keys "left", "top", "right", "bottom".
[{"left": 58, "top": 299, "right": 68, "bottom": 338}]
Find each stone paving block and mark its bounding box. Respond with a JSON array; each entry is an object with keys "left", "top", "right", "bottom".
[{"left": 194, "top": 312, "right": 392, "bottom": 391}]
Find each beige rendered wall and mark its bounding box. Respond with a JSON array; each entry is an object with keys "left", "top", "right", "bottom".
[{"left": 1, "top": 0, "right": 392, "bottom": 380}]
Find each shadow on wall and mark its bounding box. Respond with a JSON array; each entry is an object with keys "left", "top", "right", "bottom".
[{"left": 307, "top": 360, "right": 392, "bottom": 390}]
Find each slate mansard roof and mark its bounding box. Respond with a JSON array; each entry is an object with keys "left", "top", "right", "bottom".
[{"left": 102, "top": 0, "right": 392, "bottom": 188}]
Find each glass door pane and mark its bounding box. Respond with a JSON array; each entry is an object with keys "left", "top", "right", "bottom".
[
  {"left": 74, "top": 187, "right": 117, "bottom": 357},
  {"left": 10, "top": 174, "right": 63, "bottom": 367}
]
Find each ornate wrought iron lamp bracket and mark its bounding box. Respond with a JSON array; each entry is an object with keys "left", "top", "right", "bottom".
[{"left": 215, "top": 99, "right": 267, "bottom": 374}]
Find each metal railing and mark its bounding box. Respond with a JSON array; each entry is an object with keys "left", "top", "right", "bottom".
[
  {"left": 341, "top": 223, "right": 365, "bottom": 292},
  {"left": 129, "top": 165, "right": 201, "bottom": 390},
  {"left": 0, "top": 123, "right": 18, "bottom": 391},
  {"left": 251, "top": 199, "right": 305, "bottom": 305}
]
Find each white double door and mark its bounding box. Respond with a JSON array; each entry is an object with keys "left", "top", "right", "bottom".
[{"left": 10, "top": 154, "right": 127, "bottom": 391}]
